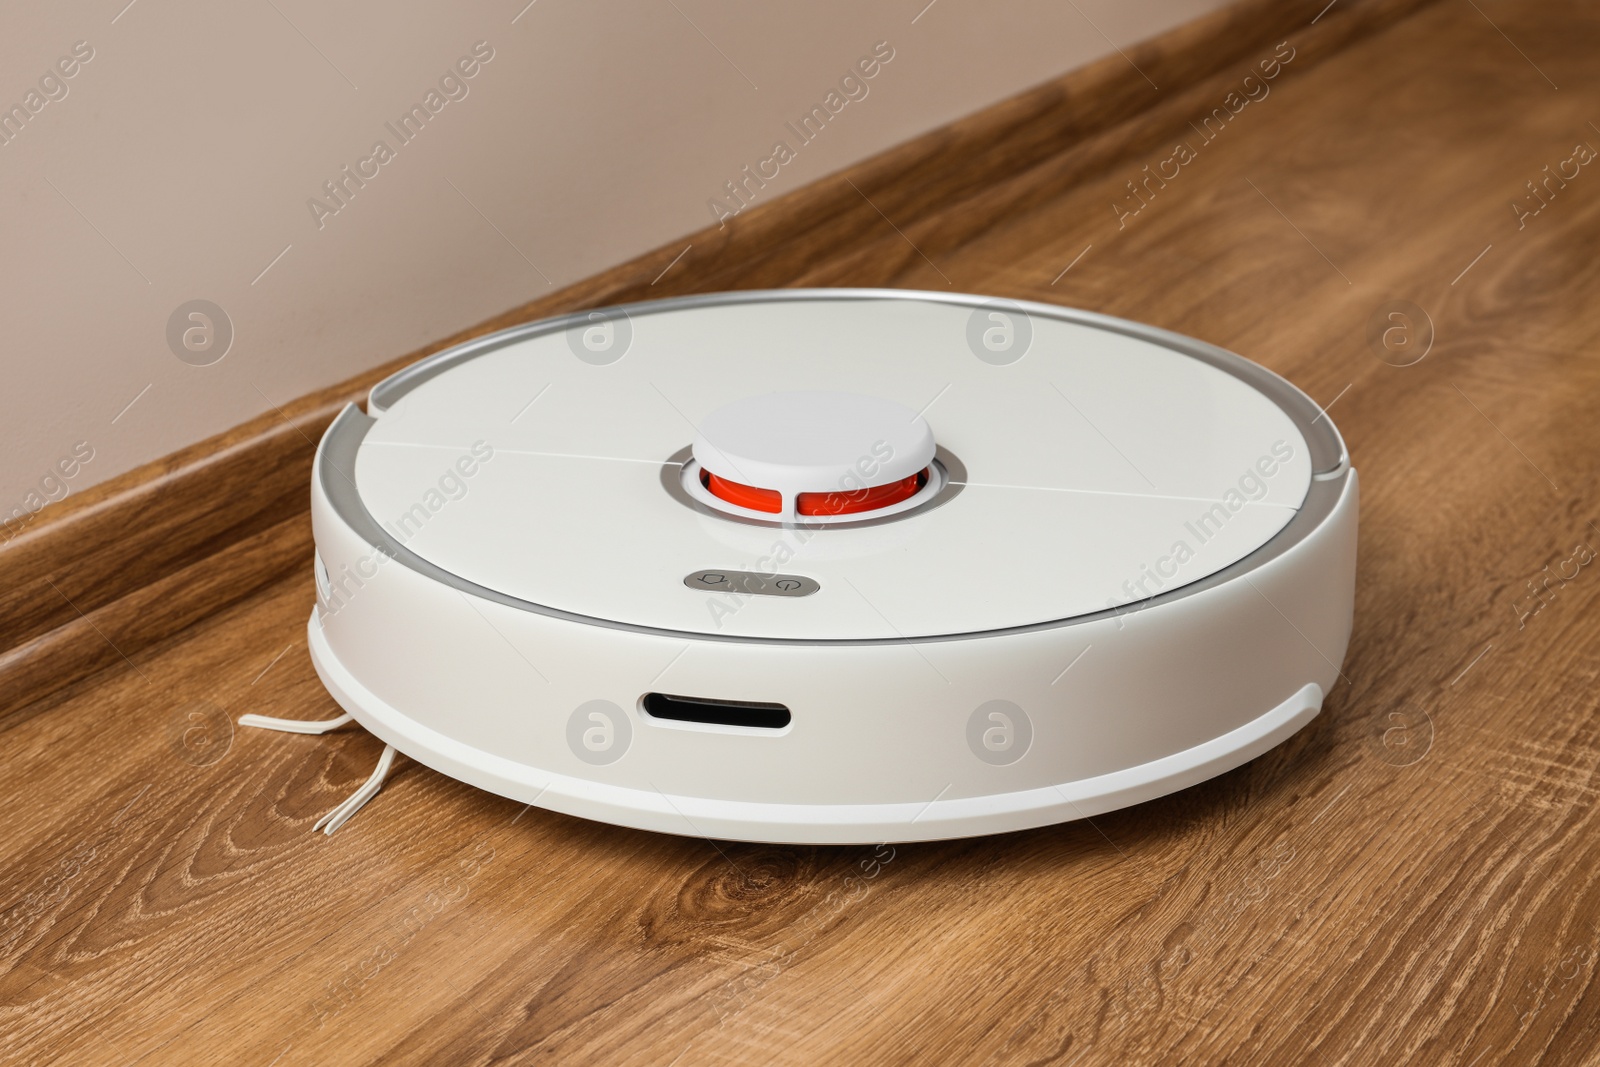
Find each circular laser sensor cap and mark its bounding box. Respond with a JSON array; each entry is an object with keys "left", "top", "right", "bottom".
[{"left": 692, "top": 391, "right": 936, "bottom": 510}]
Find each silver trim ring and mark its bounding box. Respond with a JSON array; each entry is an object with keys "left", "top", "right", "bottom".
[{"left": 328, "top": 289, "right": 1351, "bottom": 645}]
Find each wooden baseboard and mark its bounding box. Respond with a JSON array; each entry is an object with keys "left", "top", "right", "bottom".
[{"left": 0, "top": 0, "right": 1438, "bottom": 725}]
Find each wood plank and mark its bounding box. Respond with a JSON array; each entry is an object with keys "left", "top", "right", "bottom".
[
  {"left": 7, "top": 0, "right": 1600, "bottom": 1063},
  {"left": 0, "top": 515, "right": 314, "bottom": 727}
]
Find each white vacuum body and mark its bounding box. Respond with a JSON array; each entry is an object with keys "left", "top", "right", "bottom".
[{"left": 306, "top": 289, "right": 1357, "bottom": 844}]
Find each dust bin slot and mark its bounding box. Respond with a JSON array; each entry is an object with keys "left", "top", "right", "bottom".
[{"left": 641, "top": 693, "right": 791, "bottom": 730}]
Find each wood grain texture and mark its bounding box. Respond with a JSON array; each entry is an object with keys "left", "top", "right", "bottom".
[
  {"left": 0, "top": 0, "right": 1428, "bottom": 724},
  {"left": 7, "top": 0, "right": 1600, "bottom": 1063}
]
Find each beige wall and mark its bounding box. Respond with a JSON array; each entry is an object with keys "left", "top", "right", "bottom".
[{"left": 0, "top": 0, "right": 1228, "bottom": 524}]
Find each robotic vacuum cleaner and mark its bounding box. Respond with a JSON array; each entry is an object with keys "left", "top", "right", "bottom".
[{"left": 284, "top": 289, "right": 1356, "bottom": 843}]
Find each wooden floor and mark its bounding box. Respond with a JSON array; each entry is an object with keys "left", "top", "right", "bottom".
[{"left": 7, "top": 1, "right": 1600, "bottom": 1063}]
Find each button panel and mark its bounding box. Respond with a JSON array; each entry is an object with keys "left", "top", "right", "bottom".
[{"left": 684, "top": 570, "right": 820, "bottom": 597}]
